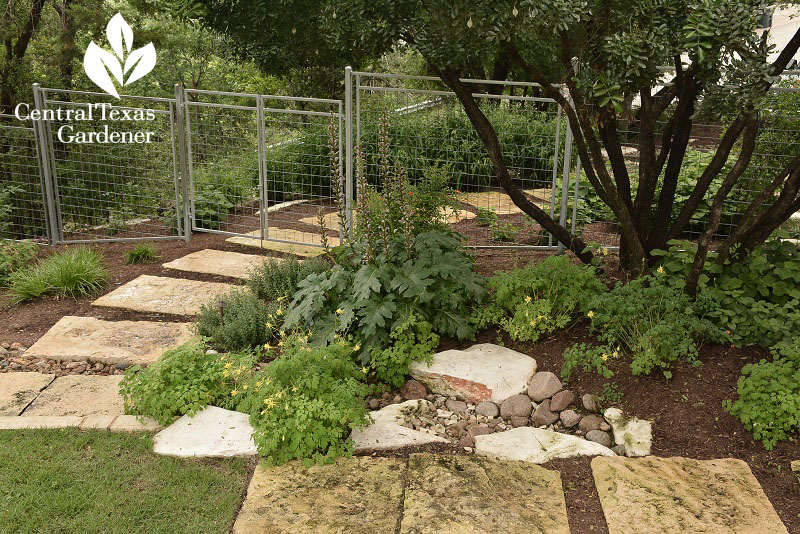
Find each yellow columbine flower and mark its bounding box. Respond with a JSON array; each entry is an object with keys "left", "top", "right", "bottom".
[
  {"left": 276, "top": 308, "right": 283, "bottom": 316},
  {"left": 292, "top": 386, "right": 298, "bottom": 392},
  {"left": 243, "top": 384, "right": 249, "bottom": 390},
  {"left": 266, "top": 322, "right": 273, "bottom": 329},
  {"left": 601, "top": 353, "right": 609, "bottom": 361},
  {"left": 264, "top": 343, "right": 273, "bottom": 350},
  {"left": 223, "top": 370, "right": 230, "bottom": 378},
  {"left": 601, "top": 247, "right": 609, "bottom": 256},
  {"left": 587, "top": 310, "right": 595, "bottom": 319},
  {"left": 257, "top": 380, "right": 264, "bottom": 387},
  {"left": 530, "top": 320, "right": 537, "bottom": 327},
  {"left": 336, "top": 308, "right": 343, "bottom": 315},
  {"left": 657, "top": 266, "right": 665, "bottom": 274},
  {"left": 268, "top": 314, "right": 274, "bottom": 320},
  {"left": 524, "top": 296, "right": 532, "bottom": 304},
  {"left": 224, "top": 362, "right": 232, "bottom": 369},
  {"left": 231, "top": 389, "right": 239, "bottom": 397},
  {"left": 275, "top": 390, "right": 284, "bottom": 399},
  {"left": 263, "top": 397, "right": 276, "bottom": 408},
  {"left": 361, "top": 366, "right": 368, "bottom": 374},
  {"left": 612, "top": 349, "right": 619, "bottom": 359},
  {"left": 353, "top": 344, "right": 361, "bottom": 351}
]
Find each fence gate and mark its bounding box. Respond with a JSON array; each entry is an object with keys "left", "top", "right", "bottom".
[
  {"left": 31, "top": 85, "right": 185, "bottom": 244},
  {"left": 184, "top": 89, "right": 344, "bottom": 248}
]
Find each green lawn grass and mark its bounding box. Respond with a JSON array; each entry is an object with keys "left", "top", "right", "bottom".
[{"left": 0, "top": 429, "right": 252, "bottom": 534}]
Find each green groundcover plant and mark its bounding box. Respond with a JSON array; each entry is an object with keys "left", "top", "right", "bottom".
[
  {"left": 124, "top": 242, "right": 159, "bottom": 264},
  {"left": 473, "top": 255, "right": 605, "bottom": 343},
  {"left": 0, "top": 240, "right": 37, "bottom": 286},
  {"left": 723, "top": 337, "right": 800, "bottom": 450},
  {"left": 8, "top": 246, "right": 108, "bottom": 302}
]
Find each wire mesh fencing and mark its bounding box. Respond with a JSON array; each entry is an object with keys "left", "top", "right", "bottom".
[
  {"left": 0, "top": 113, "right": 49, "bottom": 242},
  {"left": 352, "top": 72, "right": 570, "bottom": 249}
]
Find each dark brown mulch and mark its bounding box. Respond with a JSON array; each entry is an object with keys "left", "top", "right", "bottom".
[{"left": 2, "top": 225, "right": 798, "bottom": 531}]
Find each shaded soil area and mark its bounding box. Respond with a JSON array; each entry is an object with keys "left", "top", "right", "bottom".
[{"left": 2, "top": 225, "right": 798, "bottom": 531}]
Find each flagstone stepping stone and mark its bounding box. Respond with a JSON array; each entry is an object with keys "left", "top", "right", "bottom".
[
  {"left": 475, "top": 427, "right": 615, "bottom": 464},
  {"left": 792, "top": 460, "right": 800, "bottom": 485},
  {"left": 0, "top": 372, "right": 55, "bottom": 416},
  {"left": 226, "top": 228, "right": 338, "bottom": 257},
  {"left": 351, "top": 399, "right": 447, "bottom": 452},
  {"left": 92, "top": 274, "right": 236, "bottom": 316},
  {"left": 603, "top": 407, "right": 652, "bottom": 457},
  {"left": 592, "top": 456, "right": 788, "bottom": 534},
  {"left": 401, "top": 453, "right": 569, "bottom": 534},
  {"left": 22, "top": 375, "right": 124, "bottom": 417},
  {"left": 299, "top": 211, "right": 351, "bottom": 230},
  {"left": 25, "top": 316, "right": 195, "bottom": 366},
  {"left": 459, "top": 188, "right": 552, "bottom": 214},
  {"left": 0, "top": 416, "right": 82, "bottom": 429},
  {"left": 153, "top": 406, "right": 256, "bottom": 457},
  {"left": 110, "top": 415, "right": 163, "bottom": 432},
  {"left": 409, "top": 344, "right": 536, "bottom": 404},
  {"left": 162, "top": 249, "right": 272, "bottom": 279},
  {"left": 232, "top": 456, "right": 406, "bottom": 534}
]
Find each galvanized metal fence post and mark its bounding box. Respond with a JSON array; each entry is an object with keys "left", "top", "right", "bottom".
[
  {"left": 256, "top": 94, "right": 268, "bottom": 240},
  {"left": 174, "top": 84, "right": 192, "bottom": 241},
  {"left": 31, "top": 83, "right": 59, "bottom": 245},
  {"left": 345, "top": 66, "right": 354, "bottom": 232}
]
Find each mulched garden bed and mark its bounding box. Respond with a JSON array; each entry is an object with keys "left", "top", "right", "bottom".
[{"left": 1, "top": 229, "right": 798, "bottom": 532}]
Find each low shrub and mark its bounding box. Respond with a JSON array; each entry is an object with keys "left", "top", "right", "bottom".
[
  {"left": 723, "top": 338, "right": 800, "bottom": 450},
  {"left": 0, "top": 241, "right": 38, "bottom": 286},
  {"left": 9, "top": 247, "right": 108, "bottom": 302},
  {"left": 473, "top": 255, "right": 605, "bottom": 343},
  {"left": 124, "top": 243, "right": 159, "bottom": 264},
  {"left": 195, "top": 289, "right": 278, "bottom": 352},
  {"left": 236, "top": 336, "right": 369, "bottom": 465},
  {"left": 119, "top": 340, "right": 258, "bottom": 425},
  {"left": 247, "top": 256, "right": 328, "bottom": 301},
  {"left": 581, "top": 276, "right": 710, "bottom": 378}
]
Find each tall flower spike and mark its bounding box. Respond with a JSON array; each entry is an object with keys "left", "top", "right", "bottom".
[{"left": 327, "top": 117, "right": 349, "bottom": 244}]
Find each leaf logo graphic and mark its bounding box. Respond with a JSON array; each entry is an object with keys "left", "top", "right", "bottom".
[{"left": 83, "top": 13, "right": 156, "bottom": 98}]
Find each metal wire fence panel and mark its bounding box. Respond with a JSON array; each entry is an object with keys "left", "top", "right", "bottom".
[
  {"left": 573, "top": 80, "right": 800, "bottom": 247},
  {"left": 352, "top": 72, "right": 567, "bottom": 249},
  {"left": 38, "top": 88, "right": 183, "bottom": 243},
  {"left": 185, "top": 91, "right": 261, "bottom": 237},
  {"left": 0, "top": 114, "right": 49, "bottom": 242}
]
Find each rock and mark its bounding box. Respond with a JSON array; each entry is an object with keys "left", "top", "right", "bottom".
[
  {"left": 205, "top": 349, "right": 219, "bottom": 355},
  {"left": 467, "top": 423, "right": 491, "bottom": 438},
  {"left": 475, "top": 427, "right": 615, "bottom": 464},
  {"left": 0, "top": 347, "right": 7, "bottom": 356},
  {"left": 392, "top": 395, "right": 402, "bottom": 404},
  {"left": 510, "top": 416, "right": 529, "bottom": 428},
  {"left": 459, "top": 434, "right": 475, "bottom": 448},
  {"left": 444, "top": 399, "right": 467, "bottom": 413},
  {"left": 475, "top": 401, "right": 499, "bottom": 418},
  {"left": 592, "top": 456, "right": 787, "bottom": 534},
  {"left": 792, "top": 460, "right": 800, "bottom": 485},
  {"left": 582, "top": 393, "right": 603, "bottom": 413},
  {"left": 153, "top": 406, "right": 255, "bottom": 456},
  {"left": 500, "top": 394, "right": 533, "bottom": 419},
  {"left": 527, "top": 372, "right": 562, "bottom": 402},
  {"left": 368, "top": 398, "right": 380, "bottom": 410},
  {"left": 612, "top": 444, "right": 627, "bottom": 456},
  {"left": 549, "top": 390, "right": 575, "bottom": 412},
  {"left": 163, "top": 249, "right": 269, "bottom": 280},
  {"left": 585, "top": 430, "right": 612, "bottom": 448},
  {"left": 559, "top": 409, "right": 581, "bottom": 428},
  {"left": 603, "top": 408, "right": 653, "bottom": 457},
  {"left": 10, "top": 343, "right": 22, "bottom": 350},
  {"left": 531, "top": 399, "right": 559, "bottom": 426},
  {"left": 401, "top": 379, "right": 427, "bottom": 400},
  {"left": 351, "top": 400, "right": 447, "bottom": 452},
  {"left": 578, "top": 414, "right": 605, "bottom": 433},
  {"left": 409, "top": 344, "right": 536, "bottom": 404}
]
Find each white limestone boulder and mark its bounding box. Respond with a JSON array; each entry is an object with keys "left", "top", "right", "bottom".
[
  {"left": 351, "top": 400, "right": 446, "bottom": 453},
  {"left": 474, "top": 427, "right": 616, "bottom": 464},
  {"left": 603, "top": 407, "right": 653, "bottom": 457},
  {"left": 153, "top": 406, "right": 257, "bottom": 457},
  {"left": 409, "top": 344, "right": 536, "bottom": 404}
]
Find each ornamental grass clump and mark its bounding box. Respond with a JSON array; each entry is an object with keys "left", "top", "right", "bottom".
[{"left": 9, "top": 246, "right": 108, "bottom": 302}]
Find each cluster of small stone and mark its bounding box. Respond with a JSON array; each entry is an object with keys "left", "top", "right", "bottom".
[
  {"left": 0, "top": 343, "right": 127, "bottom": 376},
  {"left": 368, "top": 372, "right": 624, "bottom": 454}
]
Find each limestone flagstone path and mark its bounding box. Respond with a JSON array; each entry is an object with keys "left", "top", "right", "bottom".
[
  {"left": 153, "top": 406, "right": 257, "bottom": 457},
  {"left": 22, "top": 375, "right": 124, "bottom": 417},
  {"left": 299, "top": 207, "right": 476, "bottom": 230},
  {"left": 24, "top": 316, "right": 195, "bottom": 366},
  {"left": 232, "top": 454, "right": 569, "bottom": 534},
  {"left": 92, "top": 274, "right": 236, "bottom": 316},
  {"left": 401, "top": 454, "right": 569, "bottom": 534},
  {"left": 0, "top": 372, "right": 55, "bottom": 415},
  {"left": 162, "top": 249, "right": 271, "bottom": 279},
  {"left": 475, "top": 426, "right": 615, "bottom": 464},
  {"left": 226, "top": 228, "right": 338, "bottom": 257},
  {"left": 459, "top": 188, "right": 552, "bottom": 214},
  {"left": 592, "top": 456, "right": 788, "bottom": 533}
]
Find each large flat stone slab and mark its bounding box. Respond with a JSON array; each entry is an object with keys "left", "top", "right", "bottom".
[
  {"left": 22, "top": 375, "right": 124, "bottom": 417},
  {"left": 401, "top": 454, "right": 569, "bottom": 534},
  {"left": 409, "top": 344, "right": 536, "bottom": 404},
  {"left": 592, "top": 456, "right": 788, "bottom": 534},
  {"left": 475, "top": 427, "right": 615, "bottom": 464},
  {"left": 0, "top": 416, "right": 82, "bottom": 429},
  {"left": 24, "top": 316, "right": 195, "bottom": 366},
  {"left": 226, "top": 228, "right": 338, "bottom": 257},
  {"left": 351, "top": 399, "right": 446, "bottom": 453},
  {"left": 162, "top": 249, "right": 269, "bottom": 279},
  {"left": 459, "top": 188, "right": 552, "bottom": 214},
  {"left": 153, "top": 406, "right": 256, "bottom": 457},
  {"left": 603, "top": 407, "right": 652, "bottom": 457},
  {"left": 92, "top": 275, "right": 236, "bottom": 316},
  {"left": 0, "top": 373, "right": 55, "bottom": 415},
  {"left": 300, "top": 207, "right": 475, "bottom": 230},
  {"left": 232, "top": 456, "right": 406, "bottom": 533}
]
